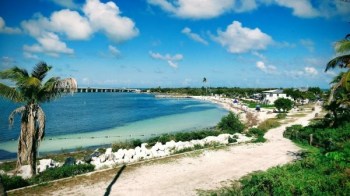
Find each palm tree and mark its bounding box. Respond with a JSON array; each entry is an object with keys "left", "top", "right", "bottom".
[
  {"left": 0, "top": 62, "right": 77, "bottom": 176},
  {"left": 326, "top": 34, "right": 350, "bottom": 104},
  {"left": 203, "top": 77, "right": 207, "bottom": 95}
]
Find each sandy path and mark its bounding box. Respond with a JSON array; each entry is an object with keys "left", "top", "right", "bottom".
[{"left": 48, "top": 106, "right": 320, "bottom": 196}]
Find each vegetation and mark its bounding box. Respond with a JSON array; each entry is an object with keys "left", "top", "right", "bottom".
[
  {"left": 217, "top": 112, "right": 245, "bottom": 134},
  {"left": 200, "top": 33, "right": 350, "bottom": 195},
  {"left": 247, "top": 128, "right": 266, "bottom": 143},
  {"left": 1, "top": 164, "right": 94, "bottom": 191},
  {"left": 0, "top": 62, "right": 77, "bottom": 175},
  {"left": 257, "top": 118, "right": 281, "bottom": 132},
  {"left": 276, "top": 113, "right": 287, "bottom": 119},
  {"left": 274, "top": 98, "right": 293, "bottom": 112},
  {"left": 240, "top": 99, "right": 274, "bottom": 108}
]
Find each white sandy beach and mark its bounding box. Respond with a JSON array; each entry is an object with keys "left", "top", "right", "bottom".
[
  {"left": 191, "top": 95, "right": 276, "bottom": 123},
  {"left": 31, "top": 104, "right": 321, "bottom": 196}
]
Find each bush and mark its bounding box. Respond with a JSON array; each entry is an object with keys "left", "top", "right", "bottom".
[
  {"left": 217, "top": 112, "right": 245, "bottom": 134},
  {"left": 112, "top": 139, "right": 142, "bottom": 151},
  {"left": 228, "top": 137, "right": 237, "bottom": 143},
  {"left": 247, "top": 128, "right": 266, "bottom": 143},
  {"left": 276, "top": 113, "right": 287, "bottom": 119},
  {"left": 30, "top": 164, "right": 95, "bottom": 184},
  {"left": 0, "top": 174, "right": 29, "bottom": 191},
  {"left": 274, "top": 98, "right": 293, "bottom": 112},
  {"left": 257, "top": 119, "right": 281, "bottom": 132}
]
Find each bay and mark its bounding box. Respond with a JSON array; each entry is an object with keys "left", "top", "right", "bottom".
[{"left": 0, "top": 93, "right": 227, "bottom": 159}]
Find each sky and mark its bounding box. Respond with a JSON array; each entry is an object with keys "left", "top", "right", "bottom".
[{"left": 0, "top": 0, "right": 349, "bottom": 88}]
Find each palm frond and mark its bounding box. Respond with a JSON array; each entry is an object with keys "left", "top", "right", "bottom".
[
  {"left": 31, "top": 62, "right": 52, "bottom": 81},
  {"left": 36, "top": 106, "right": 45, "bottom": 143},
  {"left": 0, "top": 67, "right": 29, "bottom": 82},
  {"left": 0, "top": 83, "right": 24, "bottom": 102},
  {"left": 325, "top": 54, "right": 350, "bottom": 71},
  {"left": 8, "top": 106, "right": 26, "bottom": 127},
  {"left": 335, "top": 40, "right": 350, "bottom": 54},
  {"left": 38, "top": 77, "right": 77, "bottom": 102}
]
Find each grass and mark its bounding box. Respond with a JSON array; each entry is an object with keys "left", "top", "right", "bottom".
[
  {"left": 241, "top": 100, "right": 275, "bottom": 109},
  {"left": 257, "top": 118, "right": 281, "bottom": 132}
]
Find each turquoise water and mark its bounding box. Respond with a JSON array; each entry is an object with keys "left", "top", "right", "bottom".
[{"left": 0, "top": 93, "right": 227, "bottom": 159}]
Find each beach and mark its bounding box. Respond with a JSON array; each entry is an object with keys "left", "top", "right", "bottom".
[{"left": 12, "top": 104, "right": 321, "bottom": 195}]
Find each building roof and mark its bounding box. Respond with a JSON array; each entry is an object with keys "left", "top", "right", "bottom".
[{"left": 262, "top": 89, "right": 284, "bottom": 94}]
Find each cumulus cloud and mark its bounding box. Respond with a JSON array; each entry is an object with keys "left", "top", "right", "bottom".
[
  {"left": 149, "top": 51, "right": 183, "bottom": 68},
  {"left": 23, "top": 32, "right": 74, "bottom": 57},
  {"left": 19, "top": 0, "right": 138, "bottom": 57},
  {"left": 181, "top": 27, "right": 208, "bottom": 45},
  {"left": 0, "top": 17, "right": 21, "bottom": 34},
  {"left": 304, "top": 66, "right": 318, "bottom": 76},
  {"left": 51, "top": 9, "right": 93, "bottom": 40},
  {"left": 147, "top": 0, "right": 235, "bottom": 19},
  {"left": 256, "top": 61, "right": 277, "bottom": 74},
  {"left": 108, "top": 45, "right": 121, "bottom": 56},
  {"left": 273, "top": 0, "right": 320, "bottom": 18},
  {"left": 83, "top": 0, "right": 139, "bottom": 42},
  {"left": 148, "top": 0, "right": 350, "bottom": 19},
  {"left": 285, "top": 66, "right": 319, "bottom": 78},
  {"left": 212, "top": 21, "right": 272, "bottom": 54}
]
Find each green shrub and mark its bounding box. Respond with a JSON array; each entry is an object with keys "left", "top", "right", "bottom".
[
  {"left": 0, "top": 161, "right": 16, "bottom": 172},
  {"left": 257, "top": 118, "right": 281, "bottom": 132},
  {"left": 0, "top": 174, "right": 29, "bottom": 191},
  {"left": 217, "top": 112, "right": 245, "bottom": 134},
  {"left": 274, "top": 98, "right": 293, "bottom": 112},
  {"left": 112, "top": 139, "right": 142, "bottom": 151},
  {"left": 30, "top": 164, "right": 95, "bottom": 184},
  {"left": 276, "top": 113, "right": 287, "bottom": 119},
  {"left": 228, "top": 137, "right": 237, "bottom": 143}
]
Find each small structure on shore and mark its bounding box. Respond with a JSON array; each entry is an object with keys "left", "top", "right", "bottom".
[{"left": 262, "top": 89, "right": 292, "bottom": 104}]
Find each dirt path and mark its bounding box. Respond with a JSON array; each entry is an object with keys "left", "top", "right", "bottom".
[{"left": 13, "top": 106, "right": 320, "bottom": 196}]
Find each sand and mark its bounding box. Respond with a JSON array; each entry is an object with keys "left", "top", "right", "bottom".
[{"left": 43, "top": 105, "right": 320, "bottom": 196}]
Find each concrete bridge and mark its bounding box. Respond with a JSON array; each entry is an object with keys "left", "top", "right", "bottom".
[{"left": 77, "top": 88, "right": 141, "bottom": 93}]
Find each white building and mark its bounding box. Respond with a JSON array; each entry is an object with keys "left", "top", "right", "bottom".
[{"left": 262, "top": 89, "right": 292, "bottom": 104}]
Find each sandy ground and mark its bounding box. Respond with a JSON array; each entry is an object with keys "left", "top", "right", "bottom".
[
  {"left": 191, "top": 96, "right": 276, "bottom": 122},
  {"left": 42, "top": 105, "right": 321, "bottom": 196}
]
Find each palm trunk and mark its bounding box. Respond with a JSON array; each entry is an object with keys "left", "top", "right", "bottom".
[{"left": 16, "top": 103, "right": 38, "bottom": 176}]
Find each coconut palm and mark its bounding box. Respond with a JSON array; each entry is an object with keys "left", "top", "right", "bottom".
[
  {"left": 326, "top": 34, "right": 350, "bottom": 104},
  {"left": 203, "top": 77, "right": 207, "bottom": 95},
  {"left": 0, "top": 62, "right": 77, "bottom": 176}
]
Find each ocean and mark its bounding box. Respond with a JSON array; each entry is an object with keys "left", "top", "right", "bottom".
[{"left": 0, "top": 93, "right": 227, "bottom": 160}]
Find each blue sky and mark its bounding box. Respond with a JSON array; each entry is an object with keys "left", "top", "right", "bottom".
[{"left": 0, "top": 0, "right": 349, "bottom": 88}]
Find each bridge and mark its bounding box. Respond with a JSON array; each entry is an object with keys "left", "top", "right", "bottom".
[{"left": 77, "top": 88, "right": 142, "bottom": 93}]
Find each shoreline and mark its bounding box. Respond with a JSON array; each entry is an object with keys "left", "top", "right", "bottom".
[{"left": 190, "top": 95, "right": 276, "bottom": 123}]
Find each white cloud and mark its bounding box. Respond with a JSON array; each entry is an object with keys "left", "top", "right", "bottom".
[
  {"left": 148, "top": 0, "right": 350, "bottom": 19},
  {"left": 51, "top": 9, "right": 93, "bottom": 40},
  {"left": 300, "top": 39, "right": 314, "bottom": 52},
  {"left": 256, "top": 61, "right": 277, "bottom": 74},
  {"left": 23, "top": 32, "right": 74, "bottom": 57},
  {"left": 83, "top": 0, "right": 139, "bottom": 42},
  {"left": 273, "top": 0, "right": 320, "bottom": 18},
  {"left": 181, "top": 27, "right": 208, "bottom": 45},
  {"left": 0, "top": 17, "right": 21, "bottom": 34},
  {"left": 149, "top": 51, "right": 183, "bottom": 68},
  {"left": 20, "top": 0, "right": 138, "bottom": 56},
  {"left": 23, "top": 52, "right": 39, "bottom": 60},
  {"left": 108, "top": 45, "right": 120, "bottom": 56},
  {"left": 212, "top": 21, "right": 272, "bottom": 54},
  {"left": 50, "top": 0, "right": 79, "bottom": 9},
  {"left": 304, "top": 66, "right": 318, "bottom": 76},
  {"left": 147, "top": 0, "right": 235, "bottom": 19}
]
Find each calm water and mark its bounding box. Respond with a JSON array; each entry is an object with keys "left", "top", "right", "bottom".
[{"left": 0, "top": 93, "right": 227, "bottom": 159}]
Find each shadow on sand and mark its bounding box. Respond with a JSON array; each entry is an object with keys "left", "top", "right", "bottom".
[{"left": 104, "top": 165, "right": 126, "bottom": 196}]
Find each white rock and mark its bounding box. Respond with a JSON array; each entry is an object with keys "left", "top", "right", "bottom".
[
  {"left": 99, "top": 154, "right": 106, "bottom": 163},
  {"left": 18, "top": 165, "right": 32, "bottom": 179},
  {"left": 141, "top": 143, "right": 148, "bottom": 149}
]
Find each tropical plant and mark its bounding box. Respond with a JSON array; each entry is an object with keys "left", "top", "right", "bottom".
[
  {"left": 274, "top": 98, "right": 293, "bottom": 112},
  {"left": 326, "top": 34, "right": 350, "bottom": 104},
  {"left": 217, "top": 112, "right": 245, "bottom": 134},
  {"left": 0, "top": 62, "right": 77, "bottom": 176},
  {"left": 203, "top": 77, "right": 207, "bottom": 94}
]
